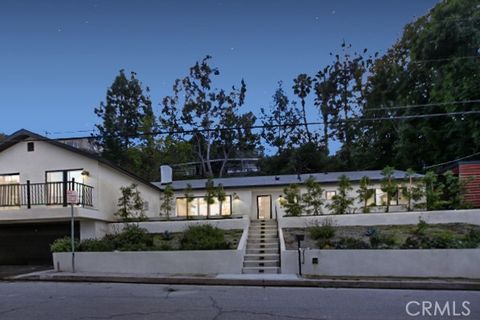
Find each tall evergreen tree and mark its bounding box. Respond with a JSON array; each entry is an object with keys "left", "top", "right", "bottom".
[{"left": 95, "top": 70, "right": 157, "bottom": 178}]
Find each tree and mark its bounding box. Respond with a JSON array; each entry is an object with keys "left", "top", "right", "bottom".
[
  {"left": 204, "top": 178, "right": 216, "bottom": 218},
  {"left": 115, "top": 184, "right": 146, "bottom": 222},
  {"left": 442, "top": 170, "right": 472, "bottom": 210},
  {"left": 314, "top": 66, "right": 336, "bottom": 153},
  {"left": 401, "top": 169, "right": 424, "bottom": 211},
  {"left": 380, "top": 166, "right": 398, "bottom": 213},
  {"left": 161, "top": 56, "right": 257, "bottom": 178},
  {"left": 328, "top": 43, "right": 373, "bottom": 168},
  {"left": 160, "top": 184, "right": 174, "bottom": 219},
  {"left": 357, "top": 0, "right": 480, "bottom": 171},
  {"left": 280, "top": 184, "right": 303, "bottom": 216},
  {"left": 184, "top": 183, "right": 195, "bottom": 217},
  {"left": 0, "top": 133, "right": 6, "bottom": 142},
  {"left": 357, "top": 176, "right": 375, "bottom": 213},
  {"left": 94, "top": 70, "right": 157, "bottom": 178},
  {"left": 216, "top": 183, "right": 226, "bottom": 216},
  {"left": 327, "top": 175, "right": 354, "bottom": 215},
  {"left": 292, "top": 74, "right": 314, "bottom": 144},
  {"left": 261, "top": 82, "right": 303, "bottom": 153},
  {"left": 302, "top": 176, "right": 324, "bottom": 215},
  {"left": 423, "top": 171, "right": 444, "bottom": 210}
]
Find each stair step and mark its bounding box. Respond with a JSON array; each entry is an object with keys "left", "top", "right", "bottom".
[
  {"left": 242, "top": 267, "right": 280, "bottom": 274},
  {"left": 244, "top": 253, "right": 280, "bottom": 260},
  {"left": 243, "top": 260, "right": 279, "bottom": 267},
  {"left": 247, "top": 243, "right": 278, "bottom": 249},
  {"left": 246, "top": 248, "right": 279, "bottom": 254}
]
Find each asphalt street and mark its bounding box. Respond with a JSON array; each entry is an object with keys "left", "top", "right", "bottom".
[{"left": 0, "top": 281, "right": 478, "bottom": 319}]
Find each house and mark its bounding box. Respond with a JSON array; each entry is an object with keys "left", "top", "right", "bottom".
[
  {"left": 154, "top": 170, "right": 424, "bottom": 220},
  {"left": 0, "top": 129, "right": 161, "bottom": 264},
  {"left": 0, "top": 129, "right": 423, "bottom": 265}
]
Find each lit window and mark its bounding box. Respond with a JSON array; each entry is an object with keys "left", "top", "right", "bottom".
[
  {"left": 175, "top": 196, "right": 232, "bottom": 217},
  {"left": 325, "top": 191, "right": 336, "bottom": 200}
]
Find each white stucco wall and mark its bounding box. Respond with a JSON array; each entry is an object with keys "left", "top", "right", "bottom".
[
  {"left": 53, "top": 250, "right": 244, "bottom": 274},
  {"left": 0, "top": 139, "right": 161, "bottom": 223},
  {"left": 281, "top": 249, "right": 480, "bottom": 278},
  {"left": 96, "top": 163, "right": 160, "bottom": 220}
]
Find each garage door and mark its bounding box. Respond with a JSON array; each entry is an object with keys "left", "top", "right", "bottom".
[{"left": 0, "top": 222, "right": 79, "bottom": 265}]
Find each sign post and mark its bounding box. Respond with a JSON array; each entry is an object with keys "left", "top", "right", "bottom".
[{"left": 67, "top": 188, "right": 78, "bottom": 273}]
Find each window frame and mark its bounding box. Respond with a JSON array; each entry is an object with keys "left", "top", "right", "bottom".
[{"left": 325, "top": 190, "right": 337, "bottom": 200}]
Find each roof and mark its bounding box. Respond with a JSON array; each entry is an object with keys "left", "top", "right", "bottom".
[
  {"left": 153, "top": 170, "right": 423, "bottom": 191},
  {"left": 0, "top": 129, "right": 161, "bottom": 192}
]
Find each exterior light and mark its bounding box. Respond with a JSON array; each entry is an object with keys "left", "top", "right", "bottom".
[
  {"left": 81, "top": 170, "right": 90, "bottom": 177},
  {"left": 233, "top": 193, "right": 240, "bottom": 200}
]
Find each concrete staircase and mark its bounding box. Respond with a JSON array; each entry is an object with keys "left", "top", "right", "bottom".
[{"left": 242, "top": 220, "right": 280, "bottom": 274}]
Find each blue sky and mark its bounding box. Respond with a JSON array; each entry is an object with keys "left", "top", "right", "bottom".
[{"left": 0, "top": 0, "right": 438, "bottom": 138}]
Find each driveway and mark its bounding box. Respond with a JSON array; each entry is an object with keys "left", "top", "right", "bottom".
[{"left": 0, "top": 265, "right": 52, "bottom": 279}]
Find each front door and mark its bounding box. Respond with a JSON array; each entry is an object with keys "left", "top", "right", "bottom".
[{"left": 257, "top": 195, "right": 272, "bottom": 220}]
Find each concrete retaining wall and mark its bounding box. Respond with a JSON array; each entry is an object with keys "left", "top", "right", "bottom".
[
  {"left": 278, "top": 209, "right": 480, "bottom": 228},
  {"left": 108, "top": 215, "right": 249, "bottom": 234},
  {"left": 53, "top": 250, "right": 244, "bottom": 274},
  {"left": 281, "top": 249, "right": 480, "bottom": 278}
]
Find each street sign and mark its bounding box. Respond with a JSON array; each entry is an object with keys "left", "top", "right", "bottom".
[{"left": 67, "top": 190, "right": 78, "bottom": 204}]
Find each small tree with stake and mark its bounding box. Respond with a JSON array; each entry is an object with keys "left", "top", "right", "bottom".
[
  {"left": 184, "top": 183, "right": 195, "bottom": 218},
  {"left": 327, "top": 175, "right": 354, "bottom": 215},
  {"left": 204, "top": 178, "right": 216, "bottom": 218},
  {"left": 115, "top": 184, "right": 146, "bottom": 222},
  {"left": 216, "top": 183, "right": 227, "bottom": 216},
  {"left": 280, "top": 184, "right": 304, "bottom": 216},
  {"left": 402, "top": 168, "right": 424, "bottom": 211},
  {"left": 380, "top": 166, "right": 397, "bottom": 213},
  {"left": 160, "top": 184, "right": 174, "bottom": 219},
  {"left": 357, "top": 176, "right": 375, "bottom": 213},
  {"left": 302, "top": 176, "right": 324, "bottom": 215}
]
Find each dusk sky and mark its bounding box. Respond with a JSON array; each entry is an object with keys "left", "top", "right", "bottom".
[{"left": 1, "top": 0, "right": 439, "bottom": 138}]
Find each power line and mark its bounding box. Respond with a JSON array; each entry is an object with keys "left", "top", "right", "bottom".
[
  {"left": 411, "top": 55, "right": 480, "bottom": 64},
  {"left": 424, "top": 151, "right": 480, "bottom": 170},
  {"left": 363, "top": 99, "right": 480, "bottom": 112},
  {"left": 28, "top": 109, "right": 480, "bottom": 142}
]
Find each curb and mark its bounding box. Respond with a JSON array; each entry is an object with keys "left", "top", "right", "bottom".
[{"left": 7, "top": 274, "right": 480, "bottom": 291}]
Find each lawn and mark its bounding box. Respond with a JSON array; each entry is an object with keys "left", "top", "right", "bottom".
[{"left": 283, "top": 223, "right": 480, "bottom": 250}]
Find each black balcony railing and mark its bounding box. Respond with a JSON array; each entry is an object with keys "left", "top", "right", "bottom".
[{"left": 0, "top": 181, "right": 93, "bottom": 208}]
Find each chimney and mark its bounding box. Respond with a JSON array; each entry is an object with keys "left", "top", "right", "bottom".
[{"left": 160, "top": 165, "right": 173, "bottom": 184}]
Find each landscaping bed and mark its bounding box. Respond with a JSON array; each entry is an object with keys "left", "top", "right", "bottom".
[
  {"left": 283, "top": 222, "right": 480, "bottom": 250},
  {"left": 51, "top": 225, "right": 244, "bottom": 252}
]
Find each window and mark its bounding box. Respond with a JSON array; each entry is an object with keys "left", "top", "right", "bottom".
[
  {"left": 0, "top": 174, "right": 20, "bottom": 206},
  {"left": 376, "top": 189, "right": 398, "bottom": 206},
  {"left": 325, "top": 191, "right": 336, "bottom": 200},
  {"left": 45, "top": 169, "right": 84, "bottom": 205},
  {"left": 175, "top": 195, "right": 232, "bottom": 217},
  {"left": 366, "top": 189, "right": 376, "bottom": 206},
  {"left": 27, "top": 142, "right": 34, "bottom": 152},
  {"left": 0, "top": 173, "right": 20, "bottom": 184}
]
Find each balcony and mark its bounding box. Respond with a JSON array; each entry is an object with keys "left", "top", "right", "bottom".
[{"left": 0, "top": 181, "right": 94, "bottom": 208}]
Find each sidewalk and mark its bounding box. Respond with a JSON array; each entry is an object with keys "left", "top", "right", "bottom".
[{"left": 7, "top": 269, "right": 480, "bottom": 291}]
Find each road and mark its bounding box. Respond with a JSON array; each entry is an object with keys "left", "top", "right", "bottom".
[{"left": 0, "top": 282, "right": 478, "bottom": 319}]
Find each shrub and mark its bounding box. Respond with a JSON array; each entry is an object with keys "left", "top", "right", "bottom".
[
  {"left": 108, "top": 224, "right": 152, "bottom": 251},
  {"left": 50, "top": 237, "right": 79, "bottom": 252},
  {"left": 180, "top": 225, "right": 230, "bottom": 250},
  {"left": 463, "top": 229, "right": 480, "bottom": 248},
  {"left": 309, "top": 219, "right": 336, "bottom": 240},
  {"left": 333, "top": 237, "right": 370, "bottom": 249},
  {"left": 79, "top": 238, "right": 115, "bottom": 252},
  {"left": 414, "top": 218, "right": 428, "bottom": 236}
]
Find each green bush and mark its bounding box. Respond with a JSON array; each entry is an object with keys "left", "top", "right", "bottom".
[
  {"left": 462, "top": 229, "right": 480, "bottom": 248},
  {"left": 369, "top": 231, "right": 396, "bottom": 249},
  {"left": 414, "top": 218, "right": 428, "bottom": 236},
  {"left": 50, "top": 237, "right": 78, "bottom": 252},
  {"left": 108, "top": 225, "right": 152, "bottom": 251},
  {"left": 180, "top": 225, "right": 230, "bottom": 250},
  {"left": 309, "top": 220, "right": 336, "bottom": 240},
  {"left": 79, "top": 238, "right": 115, "bottom": 252}
]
